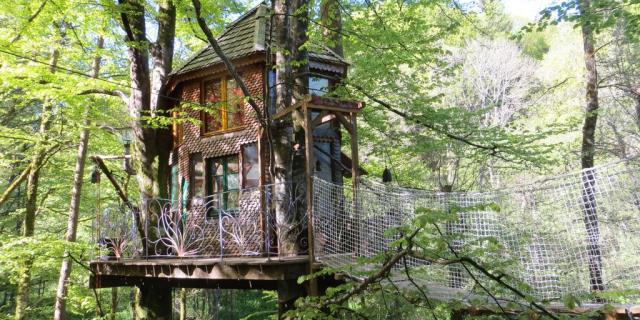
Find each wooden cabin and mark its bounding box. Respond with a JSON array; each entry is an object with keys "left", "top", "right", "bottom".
[
  {"left": 163, "top": 3, "right": 362, "bottom": 258},
  {"left": 90, "top": 4, "right": 364, "bottom": 315}
]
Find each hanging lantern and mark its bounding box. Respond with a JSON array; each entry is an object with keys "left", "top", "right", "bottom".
[
  {"left": 120, "top": 129, "right": 136, "bottom": 175},
  {"left": 90, "top": 166, "right": 101, "bottom": 184},
  {"left": 382, "top": 167, "right": 392, "bottom": 183}
]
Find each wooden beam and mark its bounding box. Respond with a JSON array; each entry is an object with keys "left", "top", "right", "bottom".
[
  {"left": 334, "top": 112, "right": 354, "bottom": 135},
  {"left": 311, "top": 110, "right": 333, "bottom": 128},
  {"left": 272, "top": 95, "right": 311, "bottom": 121},
  {"left": 303, "top": 104, "right": 318, "bottom": 296},
  {"left": 350, "top": 113, "right": 359, "bottom": 256},
  {"left": 89, "top": 256, "right": 310, "bottom": 289}
]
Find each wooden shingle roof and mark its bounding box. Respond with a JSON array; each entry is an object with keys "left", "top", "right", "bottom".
[{"left": 171, "top": 3, "right": 347, "bottom": 78}]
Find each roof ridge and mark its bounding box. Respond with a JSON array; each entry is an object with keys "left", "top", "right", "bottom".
[
  {"left": 171, "top": 2, "right": 267, "bottom": 76},
  {"left": 217, "top": 2, "right": 267, "bottom": 40}
]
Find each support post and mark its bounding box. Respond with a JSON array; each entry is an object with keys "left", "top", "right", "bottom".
[
  {"left": 277, "top": 280, "right": 305, "bottom": 319},
  {"left": 136, "top": 284, "right": 171, "bottom": 320},
  {"left": 303, "top": 104, "right": 318, "bottom": 296},
  {"left": 349, "top": 112, "right": 360, "bottom": 257}
]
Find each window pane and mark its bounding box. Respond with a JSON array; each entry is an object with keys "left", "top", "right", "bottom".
[
  {"left": 204, "top": 81, "right": 222, "bottom": 132},
  {"left": 309, "top": 77, "right": 329, "bottom": 96},
  {"left": 227, "top": 156, "right": 239, "bottom": 174},
  {"left": 268, "top": 71, "right": 276, "bottom": 115},
  {"left": 190, "top": 153, "right": 204, "bottom": 198},
  {"left": 226, "top": 191, "right": 239, "bottom": 210},
  {"left": 227, "top": 79, "right": 244, "bottom": 128},
  {"left": 242, "top": 143, "right": 259, "bottom": 188},
  {"left": 213, "top": 159, "right": 224, "bottom": 176},
  {"left": 170, "top": 165, "right": 179, "bottom": 208},
  {"left": 227, "top": 173, "right": 239, "bottom": 190}
]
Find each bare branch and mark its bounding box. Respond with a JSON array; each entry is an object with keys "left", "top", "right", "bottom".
[{"left": 78, "top": 88, "right": 128, "bottom": 104}]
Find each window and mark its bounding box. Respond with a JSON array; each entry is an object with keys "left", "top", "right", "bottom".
[
  {"left": 203, "top": 78, "right": 245, "bottom": 134},
  {"left": 172, "top": 111, "right": 184, "bottom": 146},
  {"left": 309, "top": 76, "right": 330, "bottom": 96},
  {"left": 267, "top": 70, "right": 276, "bottom": 115},
  {"left": 206, "top": 155, "right": 240, "bottom": 218},
  {"left": 170, "top": 165, "right": 179, "bottom": 209},
  {"left": 203, "top": 80, "right": 222, "bottom": 132},
  {"left": 190, "top": 153, "right": 205, "bottom": 200},
  {"left": 242, "top": 143, "right": 259, "bottom": 188}
]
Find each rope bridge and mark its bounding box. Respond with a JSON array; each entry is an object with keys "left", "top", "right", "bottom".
[{"left": 313, "top": 158, "right": 640, "bottom": 304}]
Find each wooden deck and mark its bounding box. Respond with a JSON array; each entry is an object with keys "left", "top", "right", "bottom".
[{"left": 90, "top": 256, "right": 310, "bottom": 290}]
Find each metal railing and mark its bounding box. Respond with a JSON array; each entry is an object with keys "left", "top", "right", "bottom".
[{"left": 93, "top": 183, "right": 309, "bottom": 260}]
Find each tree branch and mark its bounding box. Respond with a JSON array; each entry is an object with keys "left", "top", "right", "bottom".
[
  {"left": 78, "top": 88, "right": 128, "bottom": 104},
  {"left": 0, "top": 143, "right": 63, "bottom": 207}
]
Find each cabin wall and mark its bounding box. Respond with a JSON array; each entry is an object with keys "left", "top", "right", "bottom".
[{"left": 169, "top": 63, "right": 266, "bottom": 256}]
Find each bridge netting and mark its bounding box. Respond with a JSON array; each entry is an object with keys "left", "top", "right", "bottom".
[{"left": 312, "top": 158, "right": 640, "bottom": 303}]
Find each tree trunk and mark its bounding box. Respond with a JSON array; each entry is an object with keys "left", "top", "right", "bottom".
[
  {"left": 272, "top": 0, "right": 311, "bottom": 256},
  {"left": 119, "top": 0, "right": 175, "bottom": 249},
  {"left": 578, "top": 0, "right": 604, "bottom": 293},
  {"left": 53, "top": 36, "right": 103, "bottom": 320},
  {"left": 179, "top": 288, "right": 187, "bottom": 320},
  {"left": 110, "top": 288, "right": 118, "bottom": 320},
  {"left": 152, "top": 0, "right": 176, "bottom": 199},
  {"left": 14, "top": 46, "right": 58, "bottom": 320},
  {"left": 320, "top": 0, "right": 343, "bottom": 57},
  {"left": 135, "top": 285, "right": 171, "bottom": 320}
]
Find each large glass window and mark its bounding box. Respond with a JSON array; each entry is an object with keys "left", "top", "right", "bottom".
[
  {"left": 203, "top": 78, "right": 245, "bottom": 134},
  {"left": 206, "top": 155, "right": 239, "bottom": 218}
]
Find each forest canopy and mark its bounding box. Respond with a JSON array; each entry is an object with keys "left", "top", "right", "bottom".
[{"left": 1, "top": 0, "right": 640, "bottom": 319}]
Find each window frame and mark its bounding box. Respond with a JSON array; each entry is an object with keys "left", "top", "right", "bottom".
[
  {"left": 201, "top": 76, "right": 246, "bottom": 136},
  {"left": 205, "top": 154, "right": 240, "bottom": 218}
]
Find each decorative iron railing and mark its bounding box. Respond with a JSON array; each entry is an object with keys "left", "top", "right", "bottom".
[{"left": 93, "top": 183, "right": 309, "bottom": 260}]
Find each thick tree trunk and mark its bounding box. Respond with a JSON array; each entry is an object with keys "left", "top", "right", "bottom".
[
  {"left": 119, "top": 0, "right": 175, "bottom": 249},
  {"left": 152, "top": 0, "right": 176, "bottom": 199},
  {"left": 578, "top": 0, "right": 604, "bottom": 293},
  {"left": 135, "top": 285, "right": 171, "bottom": 320},
  {"left": 320, "top": 0, "right": 343, "bottom": 57},
  {"left": 272, "top": 0, "right": 311, "bottom": 256},
  {"left": 14, "top": 47, "right": 58, "bottom": 320},
  {"left": 53, "top": 36, "right": 103, "bottom": 320},
  {"left": 272, "top": 0, "right": 295, "bottom": 256}
]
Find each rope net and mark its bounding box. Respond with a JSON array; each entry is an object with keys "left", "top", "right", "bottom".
[{"left": 313, "top": 158, "right": 640, "bottom": 303}]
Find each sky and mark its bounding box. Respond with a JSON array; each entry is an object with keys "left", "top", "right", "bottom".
[{"left": 502, "top": 0, "right": 557, "bottom": 21}]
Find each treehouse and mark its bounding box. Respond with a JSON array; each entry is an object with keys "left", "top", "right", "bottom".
[{"left": 89, "top": 3, "right": 364, "bottom": 315}]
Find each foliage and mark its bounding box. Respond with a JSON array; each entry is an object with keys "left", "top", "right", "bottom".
[{"left": 0, "top": 0, "right": 639, "bottom": 318}]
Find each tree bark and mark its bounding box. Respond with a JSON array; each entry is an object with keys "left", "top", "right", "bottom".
[
  {"left": 179, "top": 288, "right": 187, "bottom": 320},
  {"left": 14, "top": 46, "right": 58, "bottom": 320},
  {"left": 135, "top": 285, "right": 171, "bottom": 320},
  {"left": 53, "top": 36, "right": 103, "bottom": 320},
  {"left": 118, "top": 0, "right": 176, "bottom": 253},
  {"left": 320, "top": 0, "right": 343, "bottom": 57},
  {"left": 578, "top": 0, "right": 604, "bottom": 292},
  {"left": 152, "top": 0, "right": 176, "bottom": 199}
]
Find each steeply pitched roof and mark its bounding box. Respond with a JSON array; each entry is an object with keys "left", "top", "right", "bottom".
[{"left": 171, "top": 3, "right": 346, "bottom": 78}]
